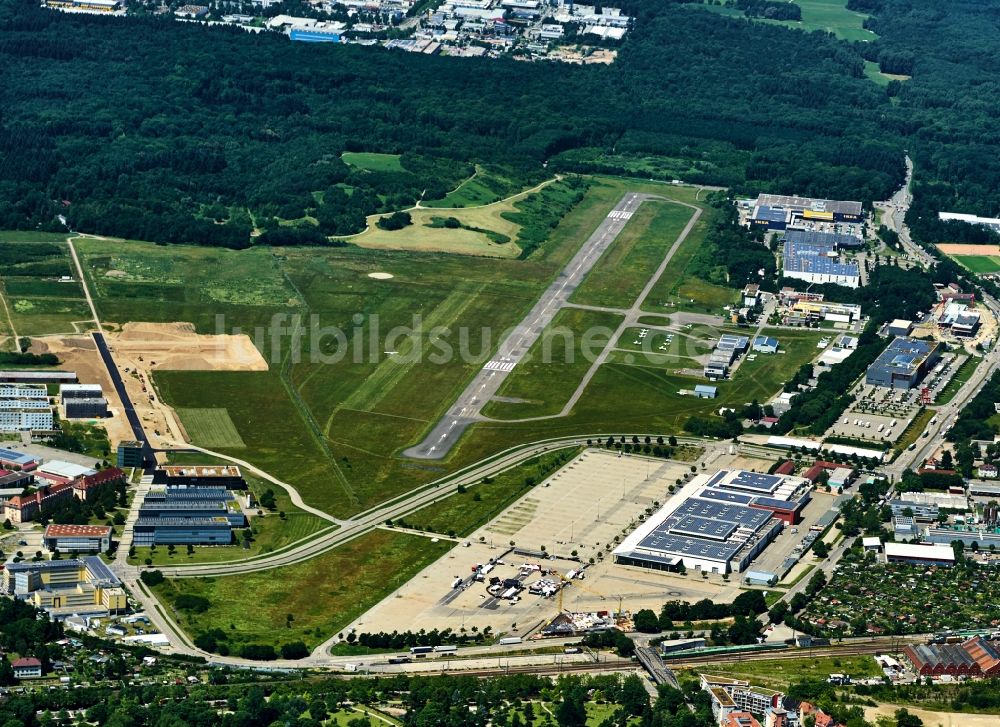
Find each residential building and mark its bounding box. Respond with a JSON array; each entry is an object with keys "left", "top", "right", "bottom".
[
  {"left": 11, "top": 658, "right": 42, "bottom": 679},
  {"left": 0, "top": 408, "right": 54, "bottom": 431},
  {"left": 724, "top": 714, "right": 762, "bottom": 727},
  {"left": 59, "top": 383, "right": 103, "bottom": 400}
]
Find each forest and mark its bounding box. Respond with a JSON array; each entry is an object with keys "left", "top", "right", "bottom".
[{"left": 0, "top": 0, "right": 906, "bottom": 247}]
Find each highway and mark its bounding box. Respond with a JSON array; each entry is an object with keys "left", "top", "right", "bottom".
[{"left": 405, "top": 193, "right": 678, "bottom": 460}]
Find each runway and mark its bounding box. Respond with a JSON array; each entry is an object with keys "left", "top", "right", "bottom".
[{"left": 403, "top": 193, "right": 654, "bottom": 460}]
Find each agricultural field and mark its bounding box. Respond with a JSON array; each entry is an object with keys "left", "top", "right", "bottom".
[
  {"left": 570, "top": 201, "right": 694, "bottom": 308},
  {"left": 480, "top": 307, "right": 623, "bottom": 420},
  {"left": 0, "top": 238, "right": 92, "bottom": 335},
  {"left": 175, "top": 408, "right": 246, "bottom": 448},
  {"left": 340, "top": 152, "right": 404, "bottom": 173},
  {"left": 153, "top": 530, "right": 452, "bottom": 653}
]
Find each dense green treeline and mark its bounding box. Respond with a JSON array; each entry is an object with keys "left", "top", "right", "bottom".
[
  {"left": 0, "top": 0, "right": 905, "bottom": 247},
  {"left": 853, "top": 1, "right": 1000, "bottom": 243}
]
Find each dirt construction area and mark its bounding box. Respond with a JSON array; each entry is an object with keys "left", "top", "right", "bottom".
[
  {"left": 33, "top": 323, "right": 266, "bottom": 450},
  {"left": 107, "top": 322, "right": 267, "bottom": 372},
  {"left": 343, "top": 449, "right": 756, "bottom": 641}
]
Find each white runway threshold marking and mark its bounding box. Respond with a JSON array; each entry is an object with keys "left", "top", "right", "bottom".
[
  {"left": 484, "top": 360, "right": 516, "bottom": 372},
  {"left": 607, "top": 210, "right": 633, "bottom": 220}
]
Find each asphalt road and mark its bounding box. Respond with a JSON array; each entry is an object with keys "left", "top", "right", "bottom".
[
  {"left": 404, "top": 192, "right": 658, "bottom": 460},
  {"left": 93, "top": 331, "right": 151, "bottom": 461}
]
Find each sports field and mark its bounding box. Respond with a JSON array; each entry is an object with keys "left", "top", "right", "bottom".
[
  {"left": 175, "top": 408, "right": 246, "bottom": 448},
  {"left": 340, "top": 151, "right": 404, "bottom": 173},
  {"left": 952, "top": 254, "right": 1000, "bottom": 274}
]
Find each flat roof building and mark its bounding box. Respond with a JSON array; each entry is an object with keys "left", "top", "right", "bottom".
[
  {"left": 4, "top": 557, "right": 126, "bottom": 619},
  {"left": 783, "top": 228, "right": 864, "bottom": 249},
  {"left": 0, "top": 371, "right": 76, "bottom": 384},
  {"left": 783, "top": 238, "right": 860, "bottom": 288},
  {"left": 44, "top": 524, "right": 113, "bottom": 553},
  {"left": 153, "top": 465, "right": 245, "bottom": 489},
  {"left": 751, "top": 194, "right": 863, "bottom": 230},
  {"left": 884, "top": 542, "right": 955, "bottom": 567},
  {"left": 865, "top": 337, "right": 941, "bottom": 390},
  {"left": 614, "top": 469, "right": 811, "bottom": 574}
]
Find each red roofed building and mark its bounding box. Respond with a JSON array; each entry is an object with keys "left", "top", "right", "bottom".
[
  {"left": 2, "top": 480, "right": 74, "bottom": 523},
  {"left": 73, "top": 467, "right": 125, "bottom": 501},
  {"left": 802, "top": 461, "right": 839, "bottom": 483},
  {"left": 11, "top": 657, "right": 42, "bottom": 679},
  {"left": 43, "top": 523, "right": 113, "bottom": 553},
  {"left": 772, "top": 460, "right": 795, "bottom": 476},
  {"left": 723, "top": 713, "right": 761, "bottom": 727}
]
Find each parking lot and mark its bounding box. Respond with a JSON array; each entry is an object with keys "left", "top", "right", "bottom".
[{"left": 343, "top": 449, "right": 848, "bottom": 640}]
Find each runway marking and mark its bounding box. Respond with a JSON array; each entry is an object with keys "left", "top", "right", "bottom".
[
  {"left": 607, "top": 210, "right": 633, "bottom": 220},
  {"left": 484, "top": 360, "right": 516, "bottom": 372}
]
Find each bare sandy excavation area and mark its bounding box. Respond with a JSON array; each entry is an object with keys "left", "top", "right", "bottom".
[
  {"left": 34, "top": 323, "right": 266, "bottom": 450},
  {"left": 108, "top": 322, "right": 268, "bottom": 372}
]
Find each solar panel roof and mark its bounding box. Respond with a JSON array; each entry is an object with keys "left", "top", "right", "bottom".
[
  {"left": 726, "top": 471, "right": 783, "bottom": 493},
  {"left": 699, "top": 488, "right": 754, "bottom": 505},
  {"left": 636, "top": 531, "right": 742, "bottom": 563},
  {"left": 671, "top": 514, "right": 738, "bottom": 541}
]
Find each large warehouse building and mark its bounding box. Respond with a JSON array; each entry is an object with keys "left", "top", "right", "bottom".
[
  {"left": 782, "top": 238, "right": 860, "bottom": 288},
  {"left": 750, "top": 194, "right": 863, "bottom": 230},
  {"left": 613, "top": 469, "right": 811, "bottom": 574},
  {"left": 865, "top": 337, "right": 941, "bottom": 390}
]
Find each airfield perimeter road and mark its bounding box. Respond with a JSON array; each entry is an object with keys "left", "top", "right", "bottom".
[{"left": 405, "top": 192, "right": 698, "bottom": 460}]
